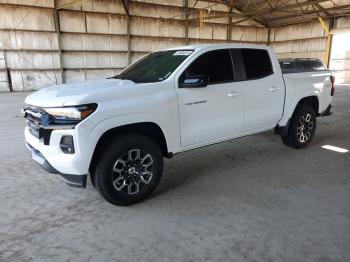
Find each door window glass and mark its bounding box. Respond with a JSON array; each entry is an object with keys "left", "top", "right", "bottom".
[
  {"left": 181, "top": 49, "right": 234, "bottom": 84},
  {"left": 241, "top": 49, "right": 273, "bottom": 79}
]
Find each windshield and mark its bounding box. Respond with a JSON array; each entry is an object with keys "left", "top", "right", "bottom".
[{"left": 114, "top": 50, "right": 193, "bottom": 83}]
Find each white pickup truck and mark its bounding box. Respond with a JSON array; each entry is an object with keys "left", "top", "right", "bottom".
[{"left": 24, "top": 44, "right": 334, "bottom": 205}]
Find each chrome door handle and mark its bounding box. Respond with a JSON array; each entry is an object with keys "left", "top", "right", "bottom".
[
  {"left": 268, "top": 86, "right": 281, "bottom": 92},
  {"left": 228, "top": 91, "right": 241, "bottom": 97}
]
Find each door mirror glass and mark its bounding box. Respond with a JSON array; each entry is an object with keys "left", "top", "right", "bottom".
[{"left": 180, "top": 75, "right": 209, "bottom": 88}]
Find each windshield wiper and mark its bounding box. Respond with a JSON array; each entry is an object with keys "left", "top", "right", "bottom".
[{"left": 107, "top": 75, "right": 121, "bottom": 79}]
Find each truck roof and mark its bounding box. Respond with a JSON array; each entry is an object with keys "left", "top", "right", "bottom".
[{"left": 164, "top": 43, "right": 269, "bottom": 52}]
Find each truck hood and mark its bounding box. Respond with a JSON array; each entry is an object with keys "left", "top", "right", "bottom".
[{"left": 25, "top": 79, "right": 137, "bottom": 107}]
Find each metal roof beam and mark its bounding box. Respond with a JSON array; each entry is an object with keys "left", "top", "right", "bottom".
[
  {"left": 243, "top": 0, "right": 331, "bottom": 16},
  {"left": 313, "top": 3, "right": 332, "bottom": 16},
  {"left": 308, "top": 0, "right": 332, "bottom": 17},
  {"left": 121, "top": 0, "right": 129, "bottom": 16},
  {"left": 232, "top": 0, "right": 269, "bottom": 27},
  {"left": 185, "top": 0, "right": 268, "bottom": 27},
  {"left": 268, "top": 3, "right": 350, "bottom": 23},
  {"left": 187, "top": 0, "right": 330, "bottom": 23}
]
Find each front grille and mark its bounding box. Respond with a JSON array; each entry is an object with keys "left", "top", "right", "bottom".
[
  {"left": 24, "top": 106, "right": 52, "bottom": 145},
  {"left": 28, "top": 119, "right": 40, "bottom": 138},
  {"left": 26, "top": 107, "right": 43, "bottom": 139}
]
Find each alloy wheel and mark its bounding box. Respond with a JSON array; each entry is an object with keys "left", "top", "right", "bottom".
[
  {"left": 297, "top": 113, "right": 314, "bottom": 143},
  {"left": 112, "top": 149, "right": 154, "bottom": 195}
]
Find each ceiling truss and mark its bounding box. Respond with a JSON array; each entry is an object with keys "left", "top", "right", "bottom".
[{"left": 189, "top": 0, "right": 350, "bottom": 28}]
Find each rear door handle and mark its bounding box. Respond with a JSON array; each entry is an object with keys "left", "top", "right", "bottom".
[
  {"left": 228, "top": 91, "right": 241, "bottom": 97},
  {"left": 268, "top": 86, "right": 281, "bottom": 92}
]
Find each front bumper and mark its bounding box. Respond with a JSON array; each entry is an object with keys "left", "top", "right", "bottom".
[
  {"left": 26, "top": 142, "right": 87, "bottom": 188},
  {"left": 25, "top": 126, "right": 89, "bottom": 188},
  {"left": 25, "top": 126, "right": 91, "bottom": 174}
]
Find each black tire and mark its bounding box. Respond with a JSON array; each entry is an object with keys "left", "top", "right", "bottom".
[
  {"left": 281, "top": 104, "right": 316, "bottom": 148},
  {"left": 94, "top": 134, "right": 163, "bottom": 206}
]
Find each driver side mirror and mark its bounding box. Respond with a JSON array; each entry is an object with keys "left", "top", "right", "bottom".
[{"left": 179, "top": 75, "right": 209, "bottom": 88}]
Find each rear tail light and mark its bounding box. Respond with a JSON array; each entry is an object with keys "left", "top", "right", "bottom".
[{"left": 330, "top": 75, "right": 335, "bottom": 96}]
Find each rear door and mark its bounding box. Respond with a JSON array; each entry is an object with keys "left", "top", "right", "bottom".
[
  {"left": 176, "top": 49, "right": 244, "bottom": 147},
  {"left": 239, "top": 48, "right": 285, "bottom": 132}
]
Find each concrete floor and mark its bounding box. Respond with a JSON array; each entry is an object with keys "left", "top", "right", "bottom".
[{"left": 0, "top": 86, "right": 349, "bottom": 262}]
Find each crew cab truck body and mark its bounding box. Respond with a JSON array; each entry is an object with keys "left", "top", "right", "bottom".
[{"left": 24, "top": 44, "right": 334, "bottom": 205}]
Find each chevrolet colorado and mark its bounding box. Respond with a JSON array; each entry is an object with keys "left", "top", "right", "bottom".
[{"left": 23, "top": 44, "right": 334, "bottom": 205}]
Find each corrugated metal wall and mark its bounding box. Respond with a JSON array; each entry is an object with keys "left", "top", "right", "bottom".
[
  {"left": 329, "top": 17, "right": 350, "bottom": 84},
  {"left": 270, "top": 20, "right": 328, "bottom": 61},
  {"left": 57, "top": 0, "right": 128, "bottom": 83},
  {"left": 0, "top": 1, "right": 60, "bottom": 91},
  {"left": 0, "top": 0, "right": 268, "bottom": 91}
]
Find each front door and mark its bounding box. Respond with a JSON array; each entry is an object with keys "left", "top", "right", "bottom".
[{"left": 176, "top": 49, "right": 244, "bottom": 147}]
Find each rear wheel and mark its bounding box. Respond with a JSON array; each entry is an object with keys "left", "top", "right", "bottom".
[
  {"left": 281, "top": 104, "right": 316, "bottom": 148},
  {"left": 94, "top": 134, "right": 163, "bottom": 206}
]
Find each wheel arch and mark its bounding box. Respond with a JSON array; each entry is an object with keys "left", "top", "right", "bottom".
[
  {"left": 275, "top": 95, "right": 319, "bottom": 136},
  {"left": 89, "top": 122, "right": 170, "bottom": 175},
  {"left": 296, "top": 96, "right": 319, "bottom": 116}
]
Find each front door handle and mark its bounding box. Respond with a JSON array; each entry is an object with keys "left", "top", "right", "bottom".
[
  {"left": 269, "top": 86, "right": 281, "bottom": 92},
  {"left": 228, "top": 91, "right": 241, "bottom": 97}
]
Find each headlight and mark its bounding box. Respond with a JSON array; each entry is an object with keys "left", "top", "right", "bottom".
[{"left": 44, "top": 104, "right": 97, "bottom": 124}]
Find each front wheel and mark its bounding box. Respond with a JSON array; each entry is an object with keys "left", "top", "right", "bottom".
[
  {"left": 94, "top": 134, "right": 163, "bottom": 206},
  {"left": 281, "top": 104, "right": 317, "bottom": 148}
]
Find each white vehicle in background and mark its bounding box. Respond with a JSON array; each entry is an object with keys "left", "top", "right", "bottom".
[{"left": 23, "top": 44, "right": 335, "bottom": 206}]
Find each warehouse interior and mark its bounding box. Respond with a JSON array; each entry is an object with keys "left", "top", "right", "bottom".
[
  {"left": 0, "top": 0, "right": 350, "bottom": 92},
  {"left": 1, "top": 0, "right": 350, "bottom": 261}
]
